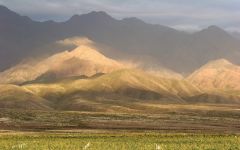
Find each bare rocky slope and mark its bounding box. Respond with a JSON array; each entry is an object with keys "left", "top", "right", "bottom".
[
  {"left": 0, "top": 45, "right": 124, "bottom": 84},
  {"left": 187, "top": 59, "right": 240, "bottom": 91}
]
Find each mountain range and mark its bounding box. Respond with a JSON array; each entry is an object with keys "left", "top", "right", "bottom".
[
  {"left": 0, "top": 5, "right": 240, "bottom": 73},
  {"left": 0, "top": 41, "right": 240, "bottom": 111},
  {"left": 0, "top": 5, "right": 240, "bottom": 111}
]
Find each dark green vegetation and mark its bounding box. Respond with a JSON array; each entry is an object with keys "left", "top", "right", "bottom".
[{"left": 0, "top": 132, "right": 239, "bottom": 150}]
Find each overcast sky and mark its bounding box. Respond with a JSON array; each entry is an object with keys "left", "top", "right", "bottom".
[{"left": 0, "top": 0, "right": 239, "bottom": 32}]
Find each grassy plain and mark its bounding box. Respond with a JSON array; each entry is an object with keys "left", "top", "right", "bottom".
[{"left": 0, "top": 132, "right": 239, "bottom": 150}]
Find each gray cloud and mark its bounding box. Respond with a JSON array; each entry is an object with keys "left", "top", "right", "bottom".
[{"left": 0, "top": 0, "right": 239, "bottom": 31}]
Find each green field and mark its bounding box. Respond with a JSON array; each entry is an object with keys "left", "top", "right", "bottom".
[{"left": 0, "top": 132, "right": 239, "bottom": 150}]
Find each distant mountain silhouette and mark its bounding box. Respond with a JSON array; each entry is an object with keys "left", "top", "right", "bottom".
[{"left": 0, "top": 5, "right": 240, "bottom": 73}]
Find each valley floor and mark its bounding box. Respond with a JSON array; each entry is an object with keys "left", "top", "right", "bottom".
[
  {"left": 0, "top": 104, "right": 239, "bottom": 133},
  {"left": 0, "top": 104, "right": 239, "bottom": 149}
]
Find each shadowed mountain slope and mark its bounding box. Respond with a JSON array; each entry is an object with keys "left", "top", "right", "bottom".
[
  {"left": 185, "top": 93, "right": 240, "bottom": 104},
  {"left": 22, "top": 69, "right": 202, "bottom": 111},
  {"left": 0, "top": 84, "right": 51, "bottom": 110}
]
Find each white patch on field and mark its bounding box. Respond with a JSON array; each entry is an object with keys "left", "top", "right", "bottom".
[{"left": 83, "top": 142, "right": 90, "bottom": 150}]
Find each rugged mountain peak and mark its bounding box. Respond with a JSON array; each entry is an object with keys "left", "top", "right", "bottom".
[
  {"left": 69, "top": 45, "right": 104, "bottom": 57},
  {"left": 201, "top": 25, "right": 226, "bottom": 33},
  {"left": 68, "top": 14, "right": 80, "bottom": 20},
  {"left": 0, "top": 5, "right": 19, "bottom": 18},
  {"left": 65, "top": 45, "right": 120, "bottom": 66},
  {"left": 196, "top": 25, "right": 231, "bottom": 37},
  {"left": 87, "top": 11, "right": 111, "bottom": 18},
  {"left": 68, "top": 11, "right": 113, "bottom": 22},
  {"left": 0, "top": 5, "right": 12, "bottom": 13},
  {"left": 202, "top": 59, "right": 233, "bottom": 68},
  {"left": 207, "top": 25, "right": 224, "bottom": 31},
  {"left": 0, "top": 5, "right": 31, "bottom": 23},
  {"left": 122, "top": 17, "right": 146, "bottom": 24}
]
